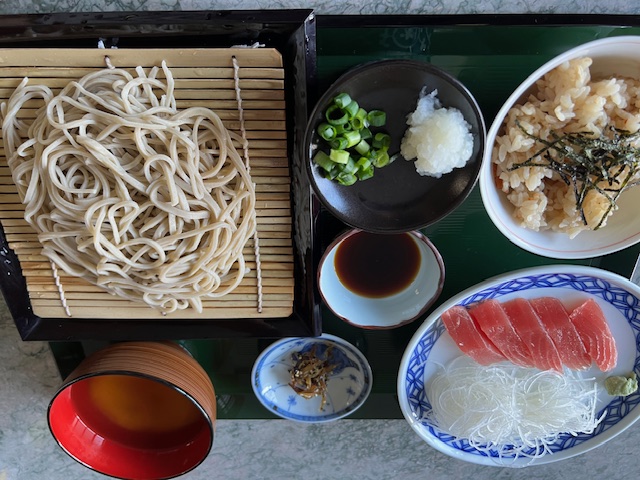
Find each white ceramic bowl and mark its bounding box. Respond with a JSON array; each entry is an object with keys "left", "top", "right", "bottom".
[
  {"left": 480, "top": 36, "right": 640, "bottom": 259},
  {"left": 398, "top": 265, "right": 640, "bottom": 466},
  {"left": 318, "top": 229, "right": 445, "bottom": 329}
]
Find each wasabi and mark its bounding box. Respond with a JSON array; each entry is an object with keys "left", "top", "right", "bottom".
[{"left": 604, "top": 372, "right": 638, "bottom": 397}]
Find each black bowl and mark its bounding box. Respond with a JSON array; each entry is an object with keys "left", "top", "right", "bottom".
[{"left": 304, "top": 59, "right": 486, "bottom": 233}]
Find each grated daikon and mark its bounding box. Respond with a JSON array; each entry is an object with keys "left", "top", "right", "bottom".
[
  {"left": 400, "top": 89, "right": 474, "bottom": 178},
  {"left": 425, "top": 357, "right": 603, "bottom": 463}
]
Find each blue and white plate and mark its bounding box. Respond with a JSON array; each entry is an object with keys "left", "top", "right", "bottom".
[
  {"left": 252, "top": 334, "right": 373, "bottom": 423},
  {"left": 398, "top": 265, "right": 640, "bottom": 467}
]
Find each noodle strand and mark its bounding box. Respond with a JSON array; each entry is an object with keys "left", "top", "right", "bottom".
[{"left": 2, "top": 62, "right": 256, "bottom": 314}]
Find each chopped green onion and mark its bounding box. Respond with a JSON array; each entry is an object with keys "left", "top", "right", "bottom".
[
  {"left": 350, "top": 108, "right": 367, "bottom": 130},
  {"left": 313, "top": 150, "right": 334, "bottom": 172},
  {"left": 355, "top": 157, "right": 371, "bottom": 171},
  {"left": 333, "top": 93, "right": 352, "bottom": 109},
  {"left": 329, "top": 148, "right": 350, "bottom": 165},
  {"left": 367, "top": 110, "right": 386, "bottom": 127},
  {"left": 329, "top": 137, "right": 348, "bottom": 150},
  {"left": 314, "top": 93, "right": 391, "bottom": 186},
  {"left": 342, "top": 157, "right": 358, "bottom": 175},
  {"left": 336, "top": 172, "right": 357, "bottom": 186},
  {"left": 349, "top": 119, "right": 364, "bottom": 131},
  {"left": 372, "top": 132, "right": 391, "bottom": 149},
  {"left": 371, "top": 149, "right": 390, "bottom": 168},
  {"left": 318, "top": 123, "right": 336, "bottom": 141},
  {"left": 325, "top": 104, "right": 348, "bottom": 126},
  {"left": 343, "top": 100, "right": 359, "bottom": 118},
  {"left": 342, "top": 130, "right": 361, "bottom": 148},
  {"left": 357, "top": 165, "right": 374, "bottom": 181},
  {"left": 335, "top": 123, "right": 352, "bottom": 134},
  {"left": 326, "top": 164, "right": 341, "bottom": 180},
  {"left": 354, "top": 139, "right": 370, "bottom": 156}
]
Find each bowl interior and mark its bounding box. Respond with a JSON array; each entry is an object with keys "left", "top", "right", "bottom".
[
  {"left": 318, "top": 230, "right": 445, "bottom": 329},
  {"left": 306, "top": 59, "right": 486, "bottom": 233},
  {"left": 480, "top": 36, "right": 640, "bottom": 259},
  {"left": 47, "top": 342, "right": 216, "bottom": 480}
]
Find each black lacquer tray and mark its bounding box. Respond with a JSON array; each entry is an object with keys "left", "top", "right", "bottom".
[{"left": 0, "top": 10, "right": 321, "bottom": 341}]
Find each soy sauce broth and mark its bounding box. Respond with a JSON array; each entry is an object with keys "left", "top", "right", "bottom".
[
  {"left": 334, "top": 231, "right": 421, "bottom": 298},
  {"left": 71, "top": 374, "right": 206, "bottom": 449}
]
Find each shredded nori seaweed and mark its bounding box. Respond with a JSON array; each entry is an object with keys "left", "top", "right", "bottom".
[{"left": 509, "top": 121, "right": 640, "bottom": 229}]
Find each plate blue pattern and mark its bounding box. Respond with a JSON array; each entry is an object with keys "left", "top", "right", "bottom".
[
  {"left": 398, "top": 265, "right": 640, "bottom": 466},
  {"left": 252, "top": 334, "right": 372, "bottom": 423}
]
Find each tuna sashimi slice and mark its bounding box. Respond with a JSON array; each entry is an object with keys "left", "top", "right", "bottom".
[
  {"left": 441, "top": 306, "right": 506, "bottom": 365},
  {"left": 530, "top": 297, "right": 591, "bottom": 370},
  {"left": 469, "top": 299, "right": 533, "bottom": 367},
  {"left": 502, "top": 298, "right": 563, "bottom": 372},
  {"left": 568, "top": 298, "right": 618, "bottom": 372}
]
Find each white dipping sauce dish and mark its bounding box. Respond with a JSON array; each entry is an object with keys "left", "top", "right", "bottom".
[{"left": 318, "top": 229, "right": 445, "bottom": 329}]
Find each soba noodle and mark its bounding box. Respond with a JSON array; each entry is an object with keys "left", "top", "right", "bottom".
[{"left": 1, "top": 62, "right": 256, "bottom": 314}]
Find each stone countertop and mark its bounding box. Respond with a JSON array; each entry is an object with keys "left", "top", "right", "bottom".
[
  {"left": 1, "top": 2, "right": 640, "bottom": 480},
  {"left": 0, "top": 0, "right": 638, "bottom": 15}
]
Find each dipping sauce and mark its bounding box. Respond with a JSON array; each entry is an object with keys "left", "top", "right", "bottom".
[
  {"left": 71, "top": 374, "right": 206, "bottom": 449},
  {"left": 334, "top": 231, "right": 421, "bottom": 298}
]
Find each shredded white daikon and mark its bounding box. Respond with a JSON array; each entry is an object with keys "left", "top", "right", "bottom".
[{"left": 425, "top": 357, "right": 603, "bottom": 463}]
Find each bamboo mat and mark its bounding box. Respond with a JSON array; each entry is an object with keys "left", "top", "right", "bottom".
[{"left": 0, "top": 48, "right": 294, "bottom": 320}]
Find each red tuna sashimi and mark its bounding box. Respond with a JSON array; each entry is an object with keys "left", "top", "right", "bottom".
[
  {"left": 441, "top": 306, "right": 506, "bottom": 365},
  {"left": 501, "top": 298, "right": 563, "bottom": 371},
  {"left": 530, "top": 297, "right": 591, "bottom": 370},
  {"left": 568, "top": 298, "right": 618, "bottom": 372},
  {"left": 469, "top": 299, "right": 533, "bottom": 367}
]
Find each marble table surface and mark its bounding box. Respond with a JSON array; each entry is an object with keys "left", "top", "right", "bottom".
[
  {"left": 1, "top": 1, "right": 640, "bottom": 479},
  {"left": 0, "top": 0, "right": 637, "bottom": 15}
]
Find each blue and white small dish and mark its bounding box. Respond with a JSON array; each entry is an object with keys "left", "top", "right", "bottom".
[
  {"left": 398, "top": 265, "right": 640, "bottom": 466},
  {"left": 252, "top": 334, "right": 372, "bottom": 423}
]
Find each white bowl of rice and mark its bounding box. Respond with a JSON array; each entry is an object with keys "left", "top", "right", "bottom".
[{"left": 480, "top": 36, "right": 640, "bottom": 259}]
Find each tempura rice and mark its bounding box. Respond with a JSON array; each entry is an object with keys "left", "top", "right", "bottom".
[{"left": 493, "top": 57, "right": 640, "bottom": 238}]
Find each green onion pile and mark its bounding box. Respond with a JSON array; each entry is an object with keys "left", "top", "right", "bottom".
[{"left": 312, "top": 92, "right": 391, "bottom": 186}]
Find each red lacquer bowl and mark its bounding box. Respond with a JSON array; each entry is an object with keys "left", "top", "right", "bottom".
[{"left": 48, "top": 342, "right": 216, "bottom": 480}]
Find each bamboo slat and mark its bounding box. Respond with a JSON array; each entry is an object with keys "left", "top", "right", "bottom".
[
  {"left": 0, "top": 48, "right": 294, "bottom": 320},
  {"left": 0, "top": 48, "right": 283, "bottom": 67}
]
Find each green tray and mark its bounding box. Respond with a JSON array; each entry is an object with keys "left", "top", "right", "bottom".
[{"left": 51, "top": 19, "right": 640, "bottom": 419}]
